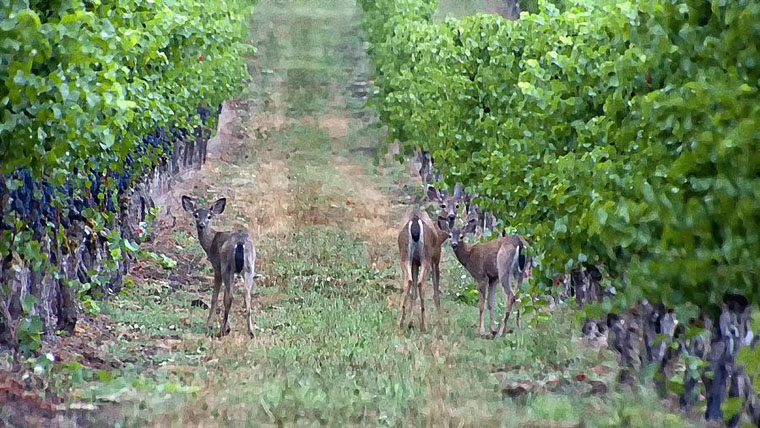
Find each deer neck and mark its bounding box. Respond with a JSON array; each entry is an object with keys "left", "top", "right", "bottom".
[
  {"left": 452, "top": 242, "right": 472, "bottom": 268},
  {"left": 197, "top": 225, "right": 217, "bottom": 254},
  {"left": 434, "top": 217, "right": 450, "bottom": 245}
]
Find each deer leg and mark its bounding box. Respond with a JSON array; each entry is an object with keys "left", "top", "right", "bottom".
[
  {"left": 432, "top": 261, "right": 442, "bottom": 323},
  {"left": 478, "top": 280, "right": 488, "bottom": 337},
  {"left": 497, "top": 291, "right": 515, "bottom": 337},
  {"left": 497, "top": 275, "right": 522, "bottom": 337},
  {"left": 514, "top": 277, "right": 525, "bottom": 330},
  {"left": 220, "top": 269, "right": 234, "bottom": 336},
  {"left": 408, "top": 263, "right": 419, "bottom": 328},
  {"left": 244, "top": 269, "right": 255, "bottom": 337},
  {"left": 515, "top": 293, "right": 526, "bottom": 328},
  {"left": 206, "top": 269, "right": 223, "bottom": 334},
  {"left": 417, "top": 264, "right": 430, "bottom": 333},
  {"left": 516, "top": 305, "right": 521, "bottom": 329},
  {"left": 398, "top": 262, "right": 413, "bottom": 329},
  {"left": 411, "top": 267, "right": 419, "bottom": 301},
  {"left": 488, "top": 279, "right": 498, "bottom": 335},
  {"left": 496, "top": 247, "right": 522, "bottom": 336}
]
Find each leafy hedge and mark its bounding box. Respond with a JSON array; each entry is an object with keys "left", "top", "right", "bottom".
[
  {"left": 360, "top": 0, "right": 760, "bottom": 422},
  {"left": 0, "top": 0, "right": 253, "bottom": 348},
  {"left": 360, "top": 0, "right": 759, "bottom": 314}
]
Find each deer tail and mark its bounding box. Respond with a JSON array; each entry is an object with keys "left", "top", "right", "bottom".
[
  {"left": 408, "top": 215, "right": 424, "bottom": 259},
  {"left": 514, "top": 241, "right": 526, "bottom": 273},
  {"left": 410, "top": 214, "right": 422, "bottom": 243},
  {"left": 234, "top": 242, "right": 245, "bottom": 274},
  {"left": 408, "top": 214, "right": 424, "bottom": 301}
]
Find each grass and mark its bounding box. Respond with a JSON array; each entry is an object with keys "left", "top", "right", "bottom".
[
  {"left": 29, "top": 1, "right": 701, "bottom": 427},
  {"left": 111, "top": 231, "right": 698, "bottom": 426}
]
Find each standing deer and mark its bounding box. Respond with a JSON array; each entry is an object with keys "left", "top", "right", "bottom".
[
  {"left": 182, "top": 195, "right": 256, "bottom": 337},
  {"left": 462, "top": 193, "right": 497, "bottom": 237},
  {"left": 397, "top": 184, "right": 464, "bottom": 332},
  {"left": 450, "top": 215, "right": 531, "bottom": 338}
]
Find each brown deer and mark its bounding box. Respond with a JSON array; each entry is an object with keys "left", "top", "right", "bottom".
[
  {"left": 397, "top": 184, "right": 464, "bottom": 332},
  {"left": 182, "top": 195, "right": 256, "bottom": 337},
  {"left": 450, "top": 215, "right": 531, "bottom": 338},
  {"left": 462, "top": 193, "right": 498, "bottom": 237}
]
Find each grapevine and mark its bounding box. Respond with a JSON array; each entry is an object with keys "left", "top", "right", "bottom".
[
  {"left": 360, "top": 0, "right": 760, "bottom": 423},
  {"left": 0, "top": 0, "right": 254, "bottom": 350}
]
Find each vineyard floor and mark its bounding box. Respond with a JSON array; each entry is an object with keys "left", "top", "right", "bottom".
[{"left": 9, "top": 1, "right": 702, "bottom": 426}]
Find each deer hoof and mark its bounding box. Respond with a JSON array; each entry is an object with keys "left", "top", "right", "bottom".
[{"left": 496, "top": 328, "right": 513, "bottom": 337}]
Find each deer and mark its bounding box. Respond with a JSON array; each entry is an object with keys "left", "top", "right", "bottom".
[
  {"left": 450, "top": 214, "right": 532, "bottom": 338},
  {"left": 461, "top": 193, "right": 497, "bottom": 237},
  {"left": 181, "top": 195, "right": 256, "bottom": 337},
  {"left": 414, "top": 149, "right": 442, "bottom": 186},
  {"left": 397, "top": 184, "right": 464, "bottom": 332}
]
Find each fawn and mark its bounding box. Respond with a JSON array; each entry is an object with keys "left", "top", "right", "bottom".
[
  {"left": 450, "top": 215, "right": 531, "bottom": 338},
  {"left": 397, "top": 184, "right": 464, "bottom": 332},
  {"left": 461, "top": 193, "right": 497, "bottom": 237},
  {"left": 182, "top": 195, "right": 256, "bottom": 337}
]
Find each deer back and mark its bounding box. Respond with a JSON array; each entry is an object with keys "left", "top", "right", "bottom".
[
  {"left": 465, "top": 238, "right": 504, "bottom": 280},
  {"left": 398, "top": 210, "right": 449, "bottom": 266},
  {"left": 453, "top": 234, "right": 529, "bottom": 283},
  {"left": 216, "top": 230, "right": 254, "bottom": 272}
]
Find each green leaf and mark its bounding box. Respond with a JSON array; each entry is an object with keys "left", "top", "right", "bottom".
[
  {"left": 124, "top": 240, "right": 140, "bottom": 253},
  {"left": 22, "top": 294, "right": 38, "bottom": 314}
]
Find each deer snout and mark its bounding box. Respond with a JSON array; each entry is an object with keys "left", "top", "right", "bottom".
[{"left": 448, "top": 213, "right": 456, "bottom": 221}]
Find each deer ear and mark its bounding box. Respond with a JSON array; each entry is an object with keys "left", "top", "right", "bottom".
[
  {"left": 181, "top": 195, "right": 197, "bottom": 213},
  {"left": 462, "top": 192, "right": 472, "bottom": 206},
  {"left": 464, "top": 217, "right": 478, "bottom": 234},
  {"left": 210, "top": 197, "right": 226, "bottom": 215},
  {"left": 426, "top": 185, "right": 442, "bottom": 202},
  {"left": 453, "top": 183, "right": 464, "bottom": 200}
]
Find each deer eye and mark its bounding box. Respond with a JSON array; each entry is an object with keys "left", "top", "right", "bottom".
[
  {"left": 193, "top": 213, "right": 198, "bottom": 218},
  {"left": 456, "top": 204, "right": 460, "bottom": 209},
  {"left": 440, "top": 204, "right": 446, "bottom": 209}
]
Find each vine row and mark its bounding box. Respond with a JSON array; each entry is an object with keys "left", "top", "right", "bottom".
[
  {"left": 359, "top": 0, "right": 760, "bottom": 424},
  {"left": 0, "top": 0, "right": 254, "bottom": 352}
]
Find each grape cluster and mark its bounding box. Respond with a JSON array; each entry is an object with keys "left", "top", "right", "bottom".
[
  {"left": 196, "top": 105, "right": 211, "bottom": 124},
  {"left": 170, "top": 124, "right": 190, "bottom": 142},
  {"left": 1, "top": 108, "right": 221, "bottom": 243},
  {"left": 143, "top": 127, "right": 173, "bottom": 152}
]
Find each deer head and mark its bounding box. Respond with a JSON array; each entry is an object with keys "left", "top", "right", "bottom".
[
  {"left": 450, "top": 211, "right": 479, "bottom": 251},
  {"left": 427, "top": 183, "right": 464, "bottom": 230},
  {"left": 182, "top": 195, "right": 226, "bottom": 238}
]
